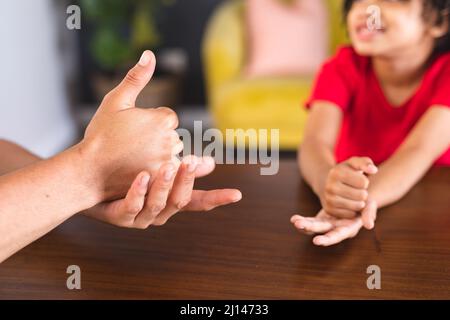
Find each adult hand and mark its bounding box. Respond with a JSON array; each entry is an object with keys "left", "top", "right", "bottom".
[
  {"left": 84, "top": 156, "right": 242, "bottom": 229},
  {"left": 81, "top": 51, "right": 183, "bottom": 202}
]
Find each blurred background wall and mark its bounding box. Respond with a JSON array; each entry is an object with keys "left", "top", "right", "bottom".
[{"left": 0, "top": 0, "right": 77, "bottom": 157}]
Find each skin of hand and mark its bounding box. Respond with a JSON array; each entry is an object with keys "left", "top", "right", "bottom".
[
  {"left": 319, "top": 156, "right": 378, "bottom": 220},
  {"left": 84, "top": 155, "right": 242, "bottom": 229},
  {"left": 0, "top": 50, "right": 198, "bottom": 263},
  {"left": 292, "top": 156, "right": 379, "bottom": 246},
  {"left": 81, "top": 50, "right": 183, "bottom": 202},
  {"left": 290, "top": 199, "right": 377, "bottom": 247},
  {"left": 0, "top": 143, "right": 242, "bottom": 231}
]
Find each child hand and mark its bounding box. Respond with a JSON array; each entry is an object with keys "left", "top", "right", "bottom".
[
  {"left": 290, "top": 199, "right": 378, "bottom": 246},
  {"left": 84, "top": 156, "right": 242, "bottom": 229},
  {"left": 321, "top": 157, "right": 378, "bottom": 220}
]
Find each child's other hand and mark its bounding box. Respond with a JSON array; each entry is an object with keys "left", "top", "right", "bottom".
[
  {"left": 84, "top": 156, "right": 242, "bottom": 229},
  {"left": 321, "top": 157, "right": 378, "bottom": 220},
  {"left": 290, "top": 199, "right": 377, "bottom": 246}
]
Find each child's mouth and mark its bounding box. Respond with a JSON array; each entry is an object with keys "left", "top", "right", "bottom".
[{"left": 355, "top": 25, "right": 385, "bottom": 42}]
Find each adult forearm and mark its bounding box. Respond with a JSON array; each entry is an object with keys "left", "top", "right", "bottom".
[
  {"left": 298, "top": 139, "right": 336, "bottom": 197},
  {"left": 0, "top": 143, "right": 101, "bottom": 263},
  {"left": 0, "top": 140, "right": 42, "bottom": 175}
]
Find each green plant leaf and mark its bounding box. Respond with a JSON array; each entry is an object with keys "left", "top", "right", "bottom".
[{"left": 91, "top": 27, "right": 132, "bottom": 70}]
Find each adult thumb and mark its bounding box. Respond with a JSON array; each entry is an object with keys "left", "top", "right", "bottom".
[{"left": 108, "top": 50, "right": 156, "bottom": 109}]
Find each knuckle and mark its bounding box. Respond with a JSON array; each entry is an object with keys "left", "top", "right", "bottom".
[
  {"left": 171, "top": 130, "right": 181, "bottom": 142},
  {"left": 335, "top": 169, "right": 345, "bottom": 181},
  {"left": 324, "top": 183, "right": 334, "bottom": 195},
  {"left": 125, "top": 203, "right": 141, "bottom": 214},
  {"left": 330, "top": 184, "right": 340, "bottom": 195},
  {"left": 327, "top": 194, "right": 337, "bottom": 205},
  {"left": 358, "top": 190, "right": 369, "bottom": 201},
  {"left": 349, "top": 156, "right": 359, "bottom": 163},
  {"left": 324, "top": 194, "right": 332, "bottom": 205},
  {"left": 102, "top": 90, "right": 115, "bottom": 103},
  {"left": 157, "top": 107, "right": 178, "bottom": 125},
  {"left": 149, "top": 204, "right": 164, "bottom": 215},
  {"left": 323, "top": 204, "right": 332, "bottom": 213},
  {"left": 176, "top": 199, "right": 190, "bottom": 210},
  {"left": 329, "top": 167, "right": 338, "bottom": 178},
  {"left": 164, "top": 135, "right": 174, "bottom": 146},
  {"left": 360, "top": 176, "right": 370, "bottom": 188}
]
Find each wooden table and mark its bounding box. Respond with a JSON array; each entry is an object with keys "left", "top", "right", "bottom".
[{"left": 1, "top": 159, "right": 449, "bottom": 299}]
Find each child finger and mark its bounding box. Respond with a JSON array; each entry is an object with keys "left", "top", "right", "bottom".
[
  {"left": 293, "top": 217, "right": 334, "bottom": 234},
  {"left": 327, "top": 195, "right": 366, "bottom": 212},
  {"left": 339, "top": 166, "right": 370, "bottom": 189},
  {"left": 361, "top": 199, "right": 378, "bottom": 230},
  {"left": 346, "top": 157, "right": 378, "bottom": 175},
  {"left": 336, "top": 182, "right": 369, "bottom": 201},
  {"left": 324, "top": 206, "right": 358, "bottom": 219},
  {"left": 313, "top": 219, "right": 362, "bottom": 246}
]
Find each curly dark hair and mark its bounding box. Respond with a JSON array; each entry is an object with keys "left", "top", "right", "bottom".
[{"left": 343, "top": 0, "right": 450, "bottom": 54}]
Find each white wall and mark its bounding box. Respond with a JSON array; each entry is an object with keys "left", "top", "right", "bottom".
[{"left": 0, "top": 0, "right": 77, "bottom": 157}]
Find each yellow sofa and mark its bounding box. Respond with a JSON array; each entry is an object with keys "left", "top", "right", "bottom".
[{"left": 202, "top": 0, "right": 347, "bottom": 150}]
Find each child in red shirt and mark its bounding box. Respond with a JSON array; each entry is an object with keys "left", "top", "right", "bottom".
[{"left": 291, "top": 0, "right": 450, "bottom": 246}]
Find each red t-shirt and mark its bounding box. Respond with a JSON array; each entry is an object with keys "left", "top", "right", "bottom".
[{"left": 306, "top": 46, "right": 450, "bottom": 166}]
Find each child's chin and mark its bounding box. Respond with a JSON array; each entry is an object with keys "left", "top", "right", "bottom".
[{"left": 352, "top": 43, "right": 380, "bottom": 57}]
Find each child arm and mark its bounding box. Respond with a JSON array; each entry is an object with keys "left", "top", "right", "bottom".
[
  {"left": 298, "top": 101, "right": 341, "bottom": 196},
  {"left": 368, "top": 106, "right": 450, "bottom": 208}
]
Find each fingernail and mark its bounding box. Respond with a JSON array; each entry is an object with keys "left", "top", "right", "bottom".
[
  {"left": 232, "top": 192, "right": 242, "bottom": 203},
  {"left": 164, "top": 165, "right": 175, "bottom": 181},
  {"left": 140, "top": 174, "right": 150, "bottom": 187},
  {"left": 138, "top": 51, "right": 152, "bottom": 66},
  {"left": 368, "top": 164, "right": 378, "bottom": 173}
]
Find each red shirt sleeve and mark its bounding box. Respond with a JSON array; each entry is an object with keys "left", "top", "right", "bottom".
[
  {"left": 305, "top": 47, "right": 361, "bottom": 112},
  {"left": 430, "top": 53, "right": 450, "bottom": 108}
]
